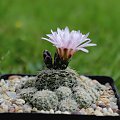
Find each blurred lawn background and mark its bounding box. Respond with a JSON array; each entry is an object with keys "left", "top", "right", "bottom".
[{"left": 0, "top": 0, "right": 120, "bottom": 91}]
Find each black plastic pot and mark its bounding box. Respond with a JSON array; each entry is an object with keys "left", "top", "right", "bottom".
[{"left": 0, "top": 74, "right": 120, "bottom": 120}]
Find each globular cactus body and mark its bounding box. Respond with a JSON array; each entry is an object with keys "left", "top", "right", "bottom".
[
  {"left": 73, "top": 87, "right": 93, "bottom": 108},
  {"left": 31, "top": 90, "right": 58, "bottom": 111},
  {"left": 55, "top": 86, "right": 72, "bottom": 101},
  {"left": 58, "top": 98, "right": 79, "bottom": 112},
  {"left": 19, "top": 67, "right": 102, "bottom": 112},
  {"left": 19, "top": 87, "right": 37, "bottom": 103},
  {"left": 35, "top": 68, "right": 79, "bottom": 91}
]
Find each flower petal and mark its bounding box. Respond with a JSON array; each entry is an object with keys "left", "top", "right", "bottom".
[
  {"left": 77, "top": 48, "right": 89, "bottom": 53},
  {"left": 42, "top": 27, "right": 96, "bottom": 56}
]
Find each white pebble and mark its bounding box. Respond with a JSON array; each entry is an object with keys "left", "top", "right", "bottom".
[
  {"left": 94, "top": 110, "right": 103, "bottom": 116},
  {"left": 49, "top": 109, "right": 54, "bottom": 114},
  {"left": 6, "top": 91, "right": 16, "bottom": 99},
  {"left": 9, "top": 106, "right": 15, "bottom": 112},
  {"left": 32, "top": 107, "right": 38, "bottom": 112},
  {"left": 86, "top": 108, "right": 94, "bottom": 115},
  {"left": 45, "top": 111, "right": 49, "bottom": 114},
  {"left": 40, "top": 110, "right": 45, "bottom": 113},
  {"left": 99, "top": 91, "right": 103, "bottom": 95},
  {"left": 12, "top": 104, "right": 19, "bottom": 111},
  {"left": 96, "top": 106, "right": 102, "bottom": 111},
  {"left": 91, "top": 104, "right": 97, "bottom": 109},
  {"left": 21, "top": 77, "right": 28, "bottom": 81},
  {"left": 79, "top": 108, "right": 87, "bottom": 115},
  {"left": 102, "top": 108, "right": 108, "bottom": 113},
  {"left": 105, "top": 83, "right": 111, "bottom": 88},
  {"left": 23, "top": 104, "right": 32, "bottom": 112},
  {"left": 0, "top": 79, "right": 6, "bottom": 85},
  {"left": 1, "top": 103, "right": 8, "bottom": 112},
  {"left": 108, "top": 108, "right": 113, "bottom": 114},
  {"left": 0, "top": 92, "right": 2, "bottom": 97},
  {"left": 3, "top": 94, "right": 10, "bottom": 100},
  {"left": 17, "top": 110, "right": 23, "bottom": 113},
  {"left": 55, "top": 111, "right": 62, "bottom": 114},
  {"left": 109, "top": 102, "right": 118, "bottom": 109},
  {"left": 15, "top": 99, "right": 25, "bottom": 105},
  {"left": 113, "top": 113, "right": 119, "bottom": 116},
  {"left": 109, "top": 97, "right": 117, "bottom": 102},
  {"left": 62, "top": 111, "right": 71, "bottom": 114},
  {"left": 9, "top": 87, "right": 16, "bottom": 92},
  {"left": 0, "top": 98, "right": 4, "bottom": 104}
]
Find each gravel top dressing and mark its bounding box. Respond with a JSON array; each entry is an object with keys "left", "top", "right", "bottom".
[{"left": 0, "top": 74, "right": 119, "bottom": 116}]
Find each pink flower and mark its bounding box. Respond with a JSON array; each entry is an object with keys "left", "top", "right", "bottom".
[{"left": 42, "top": 27, "right": 96, "bottom": 60}]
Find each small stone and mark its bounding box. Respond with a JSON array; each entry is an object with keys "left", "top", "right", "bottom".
[
  {"left": 97, "top": 101, "right": 106, "bottom": 108},
  {"left": 91, "top": 104, "right": 97, "bottom": 109},
  {"left": 6, "top": 91, "right": 16, "bottom": 99},
  {"left": 9, "top": 106, "right": 15, "bottom": 112},
  {"left": 104, "top": 112, "right": 112, "bottom": 116},
  {"left": 100, "top": 98, "right": 110, "bottom": 105},
  {"left": 113, "top": 113, "right": 119, "bottom": 116},
  {"left": 102, "top": 108, "right": 108, "bottom": 115},
  {"left": 17, "top": 110, "right": 23, "bottom": 113},
  {"left": 0, "top": 107, "right": 4, "bottom": 112},
  {"left": 23, "top": 104, "right": 32, "bottom": 113},
  {"left": 12, "top": 104, "right": 19, "bottom": 111},
  {"left": 0, "top": 93, "right": 2, "bottom": 98},
  {"left": 8, "top": 76, "right": 22, "bottom": 80},
  {"left": 109, "top": 102, "right": 118, "bottom": 109},
  {"left": 36, "top": 110, "right": 41, "bottom": 113},
  {"left": 92, "top": 80, "right": 99, "bottom": 84},
  {"left": 94, "top": 110, "right": 103, "bottom": 116},
  {"left": 15, "top": 99, "right": 25, "bottom": 105},
  {"left": 2, "top": 85, "right": 8, "bottom": 91},
  {"left": 108, "top": 108, "right": 113, "bottom": 114},
  {"left": 3, "top": 94, "right": 10, "bottom": 100},
  {"left": 96, "top": 106, "right": 102, "bottom": 111},
  {"left": 0, "top": 79, "right": 6, "bottom": 85},
  {"left": 1, "top": 103, "right": 8, "bottom": 112},
  {"left": 80, "top": 76, "right": 88, "bottom": 81},
  {"left": 86, "top": 108, "right": 94, "bottom": 115},
  {"left": 62, "top": 111, "right": 71, "bottom": 114},
  {"left": 55, "top": 111, "right": 62, "bottom": 114},
  {"left": 105, "top": 83, "right": 111, "bottom": 88},
  {"left": 0, "top": 98, "right": 4, "bottom": 104},
  {"left": 109, "top": 97, "right": 117, "bottom": 102},
  {"left": 99, "top": 91, "right": 103, "bottom": 95},
  {"left": 88, "top": 81, "right": 94, "bottom": 86},
  {"left": 45, "top": 111, "right": 49, "bottom": 114},
  {"left": 49, "top": 109, "right": 54, "bottom": 114},
  {"left": 9, "top": 87, "right": 16, "bottom": 92},
  {"left": 31, "top": 107, "right": 38, "bottom": 112},
  {"left": 79, "top": 108, "right": 87, "bottom": 115},
  {"left": 5, "top": 100, "right": 12, "bottom": 106},
  {"left": 40, "top": 110, "right": 45, "bottom": 113}
]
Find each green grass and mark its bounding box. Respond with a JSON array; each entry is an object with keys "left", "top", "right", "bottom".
[{"left": 0, "top": 0, "right": 120, "bottom": 91}]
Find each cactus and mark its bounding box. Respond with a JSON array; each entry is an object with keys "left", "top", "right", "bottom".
[
  {"left": 19, "top": 87, "right": 37, "bottom": 103},
  {"left": 21, "top": 77, "right": 36, "bottom": 88},
  {"left": 58, "top": 98, "right": 79, "bottom": 112},
  {"left": 31, "top": 90, "right": 58, "bottom": 111},
  {"left": 55, "top": 86, "right": 72, "bottom": 101},
  {"left": 20, "top": 68, "right": 102, "bottom": 111},
  {"left": 73, "top": 87, "right": 93, "bottom": 108},
  {"left": 35, "top": 67, "right": 80, "bottom": 91}
]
